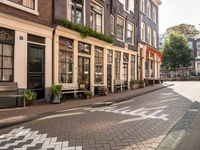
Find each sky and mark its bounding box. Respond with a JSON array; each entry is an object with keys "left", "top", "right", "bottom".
[{"left": 159, "top": 0, "right": 200, "bottom": 34}]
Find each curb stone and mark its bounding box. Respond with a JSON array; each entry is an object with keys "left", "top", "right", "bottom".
[
  {"left": 0, "top": 84, "right": 173, "bottom": 130},
  {"left": 156, "top": 101, "right": 199, "bottom": 150}
]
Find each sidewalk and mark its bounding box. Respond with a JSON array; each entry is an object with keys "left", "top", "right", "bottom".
[
  {"left": 157, "top": 101, "right": 200, "bottom": 150},
  {"left": 0, "top": 83, "right": 171, "bottom": 129}
]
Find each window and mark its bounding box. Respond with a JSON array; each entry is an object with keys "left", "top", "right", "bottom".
[
  {"left": 141, "top": 0, "right": 145, "bottom": 13},
  {"left": 127, "top": 22, "right": 134, "bottom": 44},
  {"left": 95, "top": 47, "right": 104, "bottom": 84},
  {"left": 107, "top": 50, "right": 113, "bottom": 64},
  {"left": 8, "top": 0, "right": 35, "bottom": 9},
  {"left": 131, "top": 55, "right": 135, "bottom": 80},
  {"left": 78, "top": 42, "right": 91, "bottom": 54},
  {"left": 147, "top": 26, "right": 152, "bottom": 45},
  {"left": 119, "top": 0, "right": 134, "bottom": 12},
  {"left": 59, "top": 37, "right": 73, "bottom": 83},
  {"left": 197, "top": 41, "right": 200, "bottom": 50},
  {"left": 115, "top": 51, "right": 121, "bottom": 80},
  {"left": 67, "top": 0, "right": 84, "bottom": 25},
  {"left": 117, "top": 16, "right": 125, "bottom": 41},
  {"left": 90, "top": 2, "right": 103, "bottom": 33},
  {"left": 141, "top": 21, "right": 145, "bottom": 41},
  {"left": 153, "top": 30, "right": 157, "bottom": 48},
  {"left": 130, "top": 0, "right": 134, "bottom": 12},
  {"left": 125, "top": 0, "right": 129, "bottom": 11},
  {"left": 147, "top": 0, "right": 151, "bottom": 18},
  {"left": 110, "top": 15, "right": 115, "bottom": 35},
  {"left": 197, "top": 51, "right": 200, "bottom": 57},
  {"left": 0, "top": 27, "right": 14, "bottom": 82},
  {"left": 152, "top": 6, "right": 157, "bottom": 23}
]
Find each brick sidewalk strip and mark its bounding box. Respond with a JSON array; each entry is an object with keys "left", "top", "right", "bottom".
[
  {"left": 0, "top": 83, "right": 172, "bottom": 130},
  {"left": 156, "top": 101, "right": 200, "bottom": 150}
]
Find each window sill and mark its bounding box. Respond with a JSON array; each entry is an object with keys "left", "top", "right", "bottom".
[{"left": 0, "top": 0, "right": 39, "bottom": 16}]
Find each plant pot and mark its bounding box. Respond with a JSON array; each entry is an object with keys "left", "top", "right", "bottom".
[
  {"left": 51, "top": 94, "right": 61, "bottom": 104},
  {"left": 25, "top": 100, "right": 33, "bottom": 106}
]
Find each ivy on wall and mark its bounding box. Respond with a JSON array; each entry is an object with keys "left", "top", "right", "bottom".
[{"left": 57, "top": 19, "right": 113, "bottom": 44}]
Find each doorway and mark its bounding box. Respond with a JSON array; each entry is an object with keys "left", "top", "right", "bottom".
[
  {"left": 27, "top": 44, "right": 45, "bottom": 99},
  {"left": 78, "top": 56, "right": 90, "bottom": 90}
]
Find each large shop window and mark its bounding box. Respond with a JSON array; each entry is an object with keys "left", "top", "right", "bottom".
[
  {"left": 115, "top": 51, "right": 121, "bottom": 80},
  {"left": 117, "top": 16, "right": 125, "bottom": 41},
  {"left": 131, "top": 55, "right": 135, "bottom": 80},
  {"left": 8, "top": 0, "right": 35, "bottom": 9},
  {"left": 90, "top": 2, "right": 103, "bottom": 33},
  {"left": 68, "top": 0, "right": 84, "bottom": 25},
  {"left": 59, "top": 37, "right": 73, "bottom": 83},
  {"left": 95, "top": 47, "right": 104, "bottom": 84},
  {"left": 0, "top": 27, "right": 14, "bottom": 82},
  {"left": 127, "top": 22, "right": 134, "bottom": 44}
]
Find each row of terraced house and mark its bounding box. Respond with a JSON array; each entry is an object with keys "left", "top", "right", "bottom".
[{"left": 0, "top": 0, "right": 162, "bottom": 106}]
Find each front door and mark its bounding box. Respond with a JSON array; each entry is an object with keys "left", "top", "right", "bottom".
[
  {"left": 27, "top": 44, "right": 45, "bottom": 99},
  {"left": 107, "top": 64, "right": 112, "bottom": 92},
  {"left": 78, "top": 57, "right": 90, "bottom": 90}
]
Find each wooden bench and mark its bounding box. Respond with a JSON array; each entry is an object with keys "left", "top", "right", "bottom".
[
  {"left": 0, "top": 82, "right": 25, "bottom": 107},
  {"left": 61, "top": 84, "right": 85, "bottom": 99}
]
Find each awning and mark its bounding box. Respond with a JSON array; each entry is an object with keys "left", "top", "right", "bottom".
[{"left": 146, "top": 47, "right": 162, "bottom": 62}]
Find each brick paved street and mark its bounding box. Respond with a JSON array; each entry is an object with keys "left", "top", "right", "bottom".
[{"left": 0, "top": 82, "right": 199, "bottom": 150}]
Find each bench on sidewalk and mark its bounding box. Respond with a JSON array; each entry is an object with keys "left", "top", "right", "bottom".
[
  {"left": 0, "top": 82, "right": 25, "bottom": 107},
  {"left": 61, "top": 84, "right": 85, "bottom": 99},
  {"left": 114, "top": 80, "right": 128, "bottom": 92}
]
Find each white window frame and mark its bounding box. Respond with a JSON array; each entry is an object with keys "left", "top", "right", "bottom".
[
  {"left": 141, "top": 21, "right": 146, "bottom": 42},
  {"left": 147, "top": 26, "right": 152, "bottom": 45},
  {"left": 67, "top": 0, "right": 86, "bottom": 25},
  {"left": 141, "top": 0, "right": 145, "bottom": 13},
  {"left": 116, "top": 15, "right": 125, "bottom": 41},
  {"left": 127, "top": 22, "right": 135, "bottom": 45},
  {"left": 0, "top": 0, "right": 39, "bottom": 15},
  {"left": 90, "top": 0, "right": 104, "bottom": 33},
  {"left": 152, "top": 6, "right": 157, "bottom": 23},
  {"left": 147, "top": 0, "right": 151, "bottom": 19},
  {"left": 119, "top": 0, "right": 134, "bottom": 13},
  {"left": 110, "top": 14, "right": 115, "bottom": 35},
  {"left": 153, "top": 30, "right": 157, "bottom": 48}
]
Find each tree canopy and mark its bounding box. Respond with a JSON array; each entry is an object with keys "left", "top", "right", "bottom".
[
  {"left": 161, "top": 32, "right": 193, "bottom": 70},
  {"left": 166, "top": 23, "right": 199, "bottom": 36}
]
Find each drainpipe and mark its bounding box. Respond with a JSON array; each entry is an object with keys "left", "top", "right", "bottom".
[{"left": 52, "top": 0, "right": 55, "bottom": 85}]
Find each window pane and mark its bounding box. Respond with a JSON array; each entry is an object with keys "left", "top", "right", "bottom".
[
  {"left": 3, "top": 44, "right": 12, "bottom": 56},
  {"left": 29, "top": 47, "right": 43, "bottom": 73},
  {"left": 3, "top": 57, "right": 13, "bottom": 68},
  {"left": 2, "top": 69, "right": 12, "bottom": 81},
  {"left": 8, "top": 0, "right": 35, "bottom": 9},
  {"left": 0, "top": 44, "right": 2, "bottom": 55},
  {"left": 96, "top": 14, "right": 102, "bottom": 33}
]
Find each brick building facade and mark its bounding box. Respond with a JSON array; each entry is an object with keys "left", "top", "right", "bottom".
[{"left": 0, "top": 0, "right": 161, "bottom": 107}]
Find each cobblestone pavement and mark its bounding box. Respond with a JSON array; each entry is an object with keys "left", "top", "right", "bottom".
[{"left": 0, "top": 85, "right": 193, "bottom": 150}]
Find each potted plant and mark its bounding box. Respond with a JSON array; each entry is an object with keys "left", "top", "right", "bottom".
[
  {"left": 49, "top": 85, "right": 62, "bottom": 104},
  {"left": 139, "top": 80, "right": 145, "bottom": 88},
  {"left": 79, "top": 81, "right": 86, "bottom": 90},
  {"left": 22, "top": 89, "right": 37, "bottom": 106},
  {"left": 84, "top": 90, "right": 92, "bottom": 99}
]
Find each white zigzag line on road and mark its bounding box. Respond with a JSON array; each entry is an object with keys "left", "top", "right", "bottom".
[
  {"left": 84, "top": 106, "right": 169, "bottom": 121},
  {"left": 0, "top": 127, "right": 82, "bottom": 150}
]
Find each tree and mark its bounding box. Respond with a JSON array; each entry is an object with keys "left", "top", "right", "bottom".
[
  {"left": 161, "top": 33, "right": 193, "bottom": 72},
  {"left": 166, "top": 23, "right": 199, "bottom": 36}
]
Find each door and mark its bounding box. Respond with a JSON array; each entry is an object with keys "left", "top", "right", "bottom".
[
  {"left": 78, "top": 57, "right": 90, "bottom": 90},
  {"left": 107, "top": 64, "right": 112, "bottom": 92},
  {"left": 27, "top": 44, "right": 45, "bottom": 99}
]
